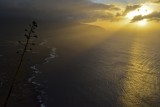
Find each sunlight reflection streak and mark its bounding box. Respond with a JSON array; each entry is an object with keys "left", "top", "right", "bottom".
[{"left": 120, "top": 37, "right": 159, "bottom": 107}]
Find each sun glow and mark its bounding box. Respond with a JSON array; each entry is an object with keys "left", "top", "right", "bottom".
[
  {"left": 137, "top": 19, "right": 147, "bottom": 26},
  {"left": 126, "top": 5, "right": 153, "bottom": 26}
]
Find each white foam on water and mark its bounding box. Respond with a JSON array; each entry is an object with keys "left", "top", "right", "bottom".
[
  {"left": 28, "top": 76, "right": 36, "bottom": 83},
  {"left": 29, "top": 64, "right": 47, "bottom": 107},
  {"left": 28, "top": 47, "right": 57, "bottom": 107},
  {"left": 40, "top": 103, "right": 46, "bottom": 107},
  {"left": 30, "top": 65, "right": 38, "bottom": 71},
  {"left": 44, "top": 48, "right": 57, "bottom": 64},
  {"left": 40, "top": 40, "right": 48, "bottom": 46}
]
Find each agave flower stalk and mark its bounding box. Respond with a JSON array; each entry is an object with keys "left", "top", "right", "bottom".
[{"left": 4, "top": 21, "right": 38, "bottom": 107}]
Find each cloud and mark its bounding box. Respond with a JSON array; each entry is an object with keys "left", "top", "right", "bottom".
[
  {"left": 152, "top": 0, "right": 160, "bottom": 3},
  {"left": 0, "top": 0, "right": 121, "bottom": 23},
  {"left": 123, "top": 4, "right": 141, "bottom": 15},
  {"left": 131, "top": 15, "right": 144, "bottom": 22},
  {"left": 131, "top": 11, "right": 160, "bottom": 22},
  {"left": 77, "top": 3, "right": 121, "bottom": 11},
  {"left": 76, "top": 12, "right": 114, "bottom": 22}
]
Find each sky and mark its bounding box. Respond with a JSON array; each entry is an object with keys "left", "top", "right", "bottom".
[
  {"left": 0, "top": 0, "right": 160, "bottom": 33},
  {"left": 91, "top": 0, "right": 148, "bottom": 4}
]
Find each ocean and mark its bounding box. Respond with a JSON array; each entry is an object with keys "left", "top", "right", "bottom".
[{"left": 0, "top": 24, "right": 160, "bottom": 107}]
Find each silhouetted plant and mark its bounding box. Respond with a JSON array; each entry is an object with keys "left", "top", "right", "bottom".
[{"left": 4, "top": 21, "right": 38, "bottom": 107}]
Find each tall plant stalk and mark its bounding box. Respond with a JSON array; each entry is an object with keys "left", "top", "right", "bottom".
[{"left": 4, "top": 21, "right": 38, "bottom": 107}]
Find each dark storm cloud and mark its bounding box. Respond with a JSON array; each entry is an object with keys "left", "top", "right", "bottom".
[
  {"left": 0, "top": 0, "right": 121, "bottom": 23},
  {"left": 131, "top": 12, "right": 160, "bottom": 22},
  {"left": 123, "top": 4, "right": 141, "bottom": 15}
]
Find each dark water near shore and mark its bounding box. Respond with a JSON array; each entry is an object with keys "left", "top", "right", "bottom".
[{"left": 0, "top": 24, "right": 160, "bottom": 107}]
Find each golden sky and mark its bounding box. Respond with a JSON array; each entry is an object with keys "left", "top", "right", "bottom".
[
  {"left": 86, "top": 0, "right": 160, "bottom": 29},
  {"left": 0, "top": 0, "right": 160, "bottom": 30}
]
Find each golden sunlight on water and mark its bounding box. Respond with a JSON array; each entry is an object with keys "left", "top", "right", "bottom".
[{"left": 120, "top": 36, "right": 160, "bottom": 107}]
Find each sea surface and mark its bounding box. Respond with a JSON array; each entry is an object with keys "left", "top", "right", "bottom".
[
  {"left": 0, "top": 24, "right": 160, "bottom": 107},
  {"left": 42, "top": 29, "right": 160, "bottom": 107}
]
